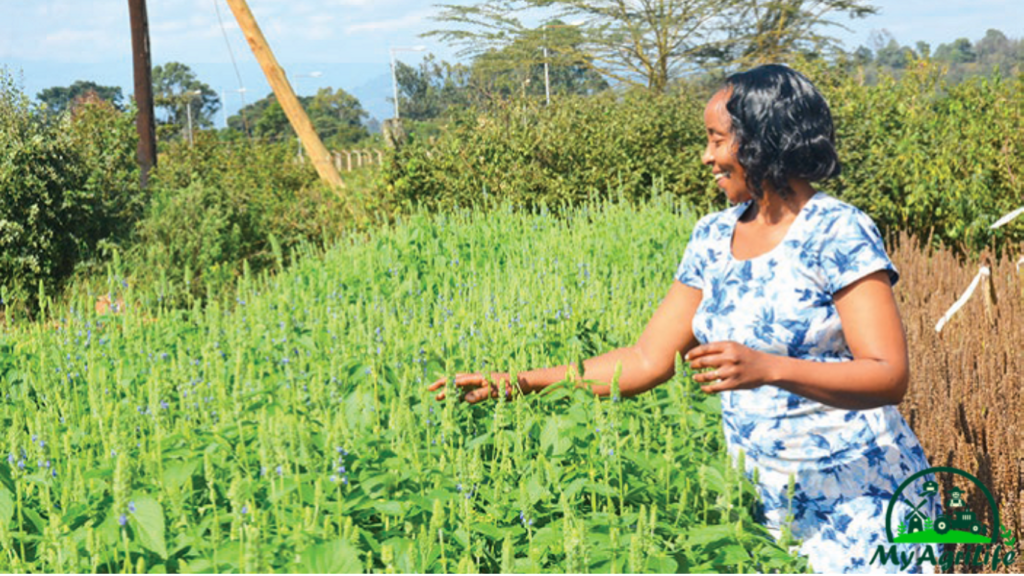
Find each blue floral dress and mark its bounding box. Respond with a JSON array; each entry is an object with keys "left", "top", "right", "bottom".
[{"left": 675, "top": 191, "right": 938, "bottom": 573}]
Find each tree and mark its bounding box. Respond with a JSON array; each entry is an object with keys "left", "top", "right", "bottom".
[
  {"left": 870, "top": 30, "right": 915, "bottom": 69},
  {"left": 226, "top": 88, "right": 369, "bottom": 147},
  {"left": 933, "top": 38, "right": 976, "bottom": 65},
  {"left": 427, "top": 0, "right": 877, "bottom": 93},
  {"left": 974, "top": 29, "right": 1009, "bottom": 60},
  {"left": 305, "top": 87, "right": 370, "bottom": 147},
  {"left": 710, "top": 0, "right": 879, "bottom": 69},
  {"left": 152, "top": 62, "right": 220, "bottom": 140},
  {"left": 36, "top": 80, "right": 123, "bottom": 114},
  {"left": 393, "top": 55, "right": 473, "bottom": 120}
]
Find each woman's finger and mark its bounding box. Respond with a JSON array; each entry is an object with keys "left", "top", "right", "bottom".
[
  {"left": 428, "top": 373, "right": 481, "bottom": 392},
  {"left": 700, "top": 373, "right": 735, "bottom": 394},
  {"left": 690, "top": 354, "right": 732, "bottom": 378}
]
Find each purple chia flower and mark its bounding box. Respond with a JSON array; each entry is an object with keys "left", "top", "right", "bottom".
[
  {"left": 276, "top": 465, "right": 283, "bottom": 476},
  {"left": 118, "top": 514, "right": 127, "bottom": 526},
  {"left": 341, "top": 476, "right": 348, "bottom": 485},
  {"left": 128, "top": 501, "right": 136, "bottom": 513},
  {"left": 241, "top": 505, "right": 248, "bottom": 514}
]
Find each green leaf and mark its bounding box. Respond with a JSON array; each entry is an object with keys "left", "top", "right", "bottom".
[
  {"left": 374, "top": 500, "right": 407, "bottom": 516},
  {"left": 0, "top": 485, "right": 13, "bottom": 525},
  {"left": 541, "top": 416, "right": 571, "bottom": 456},
  {"left": 299, "top": 540, "right": 364, "bottom": 574},
  {"left": 719, "top": 544, "right": 750, "bottom": 567},
  {"left": 162, "top": 459, "right": 199, "bottom": 492},
  {"left": 471, "top": 522, "right": 505, "bottom": 540},
  {"left": 684, "top": 524, "right": 735, "bottom": 548},
  {"left": 130, "top": 494, "right": 168, "bottom": 559}
]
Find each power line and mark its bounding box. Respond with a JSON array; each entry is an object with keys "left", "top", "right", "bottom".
[{"left": 212, "top": 0, "right": 251, "bottom": 137}]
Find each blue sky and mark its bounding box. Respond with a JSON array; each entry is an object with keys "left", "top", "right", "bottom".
[{"left": 2, "top": 0, "right": 1021, "bottom": 124}]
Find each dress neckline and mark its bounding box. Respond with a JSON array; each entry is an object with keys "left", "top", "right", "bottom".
[{"left": 727, "top": 191, "right": 823, "bottom": 263}]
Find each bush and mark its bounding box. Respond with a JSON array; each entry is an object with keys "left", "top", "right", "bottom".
[
  {"left": 381, "top": 61, "right": 1024, "bottom": 256},
  {"left": 380, "top": 89, "right": 718, "bottom": 214},
  {"left": 129, "top": 134, "right": 353, "bottom": 305},
  {"left": 802, "top": 58, "right": 1024, "bottom": 256},
  {"left": 0, "top": 71, "right": 140, "bottom": 317}
]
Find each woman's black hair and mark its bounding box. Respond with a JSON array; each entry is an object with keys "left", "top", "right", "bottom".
[{"left": 723, "top": 64, "right": 841, "bottom": 199}]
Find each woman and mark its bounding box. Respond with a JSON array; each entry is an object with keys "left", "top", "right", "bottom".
[{"left": 429, "top": 64, "right": 935, "bottom": 573}]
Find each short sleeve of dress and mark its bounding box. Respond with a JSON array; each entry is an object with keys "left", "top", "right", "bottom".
[
  {"left": 675, "top": 216, "right": 712, "bottom": 290},
  {"left": 820, "top": 209, "right": 899, "bottom": 294}
]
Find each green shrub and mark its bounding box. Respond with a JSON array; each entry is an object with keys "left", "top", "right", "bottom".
[
  {"left": 802, "top": 58, "right": 1024, "bottom": 256},
  {"left": 0, "top": 71, "right": 140, "bottom": 317},
  {"left": 382, "top": 61, "right": 1024, "bottom": 256},
  {"left": 130, "top": 134, "right": 352, "bottom": 305},
  {"left": 380, "top": 89, "right": 719, "bottom": 214}
]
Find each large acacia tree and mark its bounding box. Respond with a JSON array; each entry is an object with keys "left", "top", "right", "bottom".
[{"left": 427, "top": 0, "right": 878, "bottom": 93}]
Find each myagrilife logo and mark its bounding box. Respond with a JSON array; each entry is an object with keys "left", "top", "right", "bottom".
[{"left": 871, "top": 467, "right": 1018, "bottom": 571}]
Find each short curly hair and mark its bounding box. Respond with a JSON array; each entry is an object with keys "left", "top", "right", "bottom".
[{"left": 723, "top": 64, "right": 841, "bottom": 200}]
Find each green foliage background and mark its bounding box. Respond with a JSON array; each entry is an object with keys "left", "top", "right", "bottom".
[
  {"left": 0, "top": 72, "right": 142, "bottom": 314},
  {"left": 381, "top": 59, "right": 1024, "bottom": 255}
]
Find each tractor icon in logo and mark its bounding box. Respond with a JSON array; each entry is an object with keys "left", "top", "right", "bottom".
[{"left": 934, "top": 487, "right": 986, "bottom": 536}]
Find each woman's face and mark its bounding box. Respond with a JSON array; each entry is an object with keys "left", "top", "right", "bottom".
[{"left": 702, "top": 90, "right": 751, "bottom": 204}]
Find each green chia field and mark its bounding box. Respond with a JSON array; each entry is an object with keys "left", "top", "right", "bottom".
[{"left": 0, "top": 197, "right": 809, "bottom": 573}]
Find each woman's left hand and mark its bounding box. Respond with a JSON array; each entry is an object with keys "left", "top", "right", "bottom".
[{"left": 685, "top": 341, "right": 777, "bottom": 394}]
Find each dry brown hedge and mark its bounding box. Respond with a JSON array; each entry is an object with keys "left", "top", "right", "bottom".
[{"left": 892, "top": 232, "right": 1023, "bottom": 573}]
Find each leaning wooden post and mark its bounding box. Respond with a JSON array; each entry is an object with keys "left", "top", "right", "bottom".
[
  {"left": 344, "top": 150, "right": 352, "bottom": 172},
  {"left": 223, "top": 0, "right": 356, "bottom": 213},
  {"left": 376, "top": 150, "right": 383, "bottom": 165}
]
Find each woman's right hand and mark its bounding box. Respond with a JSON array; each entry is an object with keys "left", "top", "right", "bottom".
[{"left": 427, "top": 372, "right": 529, "bottom": 403}]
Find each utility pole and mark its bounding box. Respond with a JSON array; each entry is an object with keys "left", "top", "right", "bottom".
[
  {"left": 127, "top": 0, "right": 157, "bottom": 188},
  {"left": 222, "top": 0, "right": 351, "bottom": 200}
]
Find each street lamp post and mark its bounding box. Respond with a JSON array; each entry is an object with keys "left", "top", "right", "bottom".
[
  {"left": 542, "top": 21, "right": 585, "bottom": 106},
  {"left": 184, "top": 89, "right": 202, "bottom": 147},
  {"left": 389, "top": 46, "right": 426, "bottom": 119}
]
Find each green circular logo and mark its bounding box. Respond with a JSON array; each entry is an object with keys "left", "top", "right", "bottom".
[{"left": 885, "top": 467, "right": 999, "bottom": 544}]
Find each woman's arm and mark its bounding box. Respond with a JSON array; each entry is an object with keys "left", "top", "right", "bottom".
[
  {"left": 429, "top": 281, "right": 704, "bottom": 403},
  {"left": 691, "top": 270, "right": 908, "bottom": 410}
]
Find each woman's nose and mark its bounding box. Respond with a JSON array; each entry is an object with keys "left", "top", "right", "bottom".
[{"left": 701, "top": 144, "right": 714, "bottom": 166}]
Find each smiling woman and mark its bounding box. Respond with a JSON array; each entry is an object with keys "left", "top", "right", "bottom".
[{"left": 430, "top": 64, "right": 940, "bottom": 573}]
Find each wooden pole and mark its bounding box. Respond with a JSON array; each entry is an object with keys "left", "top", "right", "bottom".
[
  {"left": 127, "top": 0, "right": 157, "bottom": 188},
  {"left": 223, "top": 0, "right": 349, "bottom": 196}
]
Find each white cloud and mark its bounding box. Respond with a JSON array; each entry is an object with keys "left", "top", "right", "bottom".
[{"left": 344, "top": 10, "right": 431, "bottom": 34}]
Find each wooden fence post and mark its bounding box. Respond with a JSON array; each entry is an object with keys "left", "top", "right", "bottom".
[{"left": 982, "top": 257, "right": 997, "bottom": 326}]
